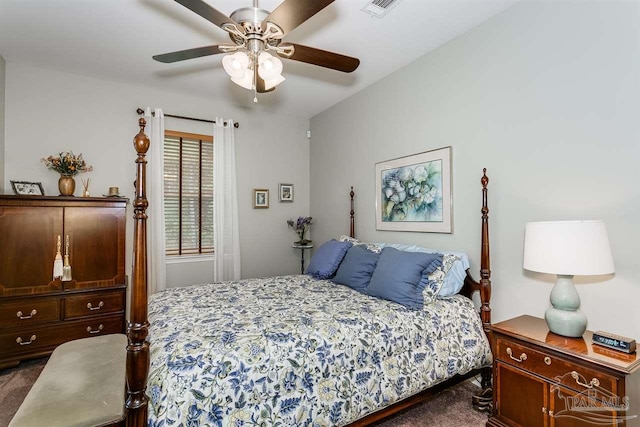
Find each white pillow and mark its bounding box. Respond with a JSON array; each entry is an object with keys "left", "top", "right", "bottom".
[{"left": 338, "top": 235, "right": 382, "bottom": 253}]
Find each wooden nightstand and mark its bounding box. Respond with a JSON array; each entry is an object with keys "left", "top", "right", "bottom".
[{"left": 488, "top": 315, "right": 640, "bottom": 427}]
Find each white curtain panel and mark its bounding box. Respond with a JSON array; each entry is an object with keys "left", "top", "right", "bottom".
[
  {"left": 213, "top": 118, "right": 241, "bottom": 281},
  {"left": 144, "top": 107, "right": 167, "bottom": 294}
]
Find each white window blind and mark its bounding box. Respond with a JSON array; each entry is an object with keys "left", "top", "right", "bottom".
[{"left": 164, "top": 130, "right": 214, "bottom": 256}]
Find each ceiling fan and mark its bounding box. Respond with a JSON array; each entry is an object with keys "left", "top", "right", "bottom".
[{"left": 153, "top": 0, "right": 360, "bottom": 100}]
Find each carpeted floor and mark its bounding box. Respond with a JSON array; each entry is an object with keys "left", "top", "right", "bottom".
[
  {"left": 0, "top": 358, "right": 488, "bottom": 427},
  {"left": 374, "top": 379, "right": 489, "bottom": 426},
  {"left": 0, "top": 358, "right": 47, "bottom": 427}
]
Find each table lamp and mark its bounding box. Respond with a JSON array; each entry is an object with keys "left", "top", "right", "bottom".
[{"left": 523, "top": 220, "right": 614, "bottom": 337}]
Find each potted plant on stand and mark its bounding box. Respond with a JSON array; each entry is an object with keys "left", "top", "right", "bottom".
[{"left": 287, "top": 216, "right": 312, "bottom": 245}]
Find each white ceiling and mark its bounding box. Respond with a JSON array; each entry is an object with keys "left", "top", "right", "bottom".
[{"left": 0, "top": 0, "right": 518, "bottom": 119}]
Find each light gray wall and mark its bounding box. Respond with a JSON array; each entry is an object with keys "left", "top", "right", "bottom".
[
  {"left": 310, "top": 1, "right": 640, "bottom": 339},
  {"left": 0, "top": 55, "right": 5, "bottom": 191},
  {"left": 4, "top": 62, "right": 310, "bottom": 287}
]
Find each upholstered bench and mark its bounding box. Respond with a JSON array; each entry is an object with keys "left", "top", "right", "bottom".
[{"left": 9, "top": 334, "right": 127, "bottom": 427}]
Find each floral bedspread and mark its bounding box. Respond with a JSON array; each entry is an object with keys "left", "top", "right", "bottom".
[{"left": 147, "top": 275, "right": 492, "bottom": 427}]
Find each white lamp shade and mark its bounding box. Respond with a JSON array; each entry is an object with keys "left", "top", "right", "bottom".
[
  {"left": 523, "top": 220, "right": 615, "bottom": 276},
  {"left": 257, "top": 52, "right": 283, "bottom": 80},
  {"left": 222, "top": 52, "right": 249, "bottom": 79}
]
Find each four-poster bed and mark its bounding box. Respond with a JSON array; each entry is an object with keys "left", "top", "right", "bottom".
[
  {"left": 8, "top": 118, "right": 493, "bottom": 427},
  {"left": 126, "top": 119, "right": 491, "bottom": 426},
  {"left": 6, "top": 118, "right": 494, "bottom": 427}
]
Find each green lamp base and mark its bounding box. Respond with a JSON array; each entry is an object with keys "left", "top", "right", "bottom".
[
  {"left": 544, "top": 274, "right": 587, "bottom": 338},
  {"left": 545, "top": 306, "right": 587, "bottom": 337}
]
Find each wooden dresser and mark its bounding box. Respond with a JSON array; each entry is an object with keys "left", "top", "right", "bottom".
[
  {"left": 488, "top": 315, "right": 640, "bottom": 427},
  {"left": 0, "top": 195, "right": 127, "bottom": 369}
]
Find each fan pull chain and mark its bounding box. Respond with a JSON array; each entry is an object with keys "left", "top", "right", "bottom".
[
  {"left": 252, "top": 53, "right": 258, "bottom": 103},
  {"left": 253, "top": 72, "right": 258, "bottom": 103}
]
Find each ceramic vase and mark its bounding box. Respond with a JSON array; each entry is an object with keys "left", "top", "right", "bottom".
[{"left": 58, "top": 175, "right": 76, "bottom": 196}]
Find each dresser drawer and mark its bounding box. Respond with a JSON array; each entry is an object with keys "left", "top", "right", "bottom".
[
  {"left": 63, "top": 315, "right": 125, "bottom": 339},
  {"left": 0, "top": 297, "right": 61, "bottom": 328},
  {"left": 64, "top": 291, "right": 125, "bottom": 319},
  {"left": 0, "top": 316, "right": 124, "bottom": 358},
  {"left": 495, "top": 336, "right": 620, "bottom": 395},
  {"left": 0, "top": 323, "right": 71, "bottom": 357}
]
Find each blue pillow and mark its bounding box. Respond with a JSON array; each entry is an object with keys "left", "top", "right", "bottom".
[
  {"left": 367, "top": 247, "right": 442, "bottom": 310},
  {"left": 332, "top": 245, "right": 381, "bottom": 291},
  {"left": 377, "top": 243, "right": 469, "bottom": 296},
  {"left": 305, "top": 240, "right": 352, "bottom": 279}
]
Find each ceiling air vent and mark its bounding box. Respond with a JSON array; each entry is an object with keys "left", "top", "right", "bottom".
[{"left": 361, "top": 0, "right": 403, "bottom": 18}]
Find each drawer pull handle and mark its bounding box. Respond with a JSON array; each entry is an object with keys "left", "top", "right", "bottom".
[
  {"left": 571, "top": 371, "right": 600, "bottom": 388},
  {"left": 87, "top": 301, "right": 104, "bottom": 311},
  {"left": 544, "top": 356, "right": 551, "bottom": 365},
  {"left": 549, "top": 410, "right": 554, "bottom": 417},
  {"left": 506, "top": 347, "right": 527, "bottom": 363},
  {"left": 542, "top": 407, "right": 547, "bottom": 414},
  {"left": 16, "top": 309, "right": 37, "bottom": 319},
  {"left": 87, "top": 324, "right": 104, "bottom": 334},
  {"left": 16, "top": 335, "right": 37, "bottom": 345}
]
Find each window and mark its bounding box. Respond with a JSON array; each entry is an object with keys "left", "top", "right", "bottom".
[{"left": 164, "top": 130, "right": 214, "bottom": 256}]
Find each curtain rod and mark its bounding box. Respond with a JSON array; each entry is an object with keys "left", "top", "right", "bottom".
[{"left": 136, "top": 108, "right": 240, "bottom": 129}]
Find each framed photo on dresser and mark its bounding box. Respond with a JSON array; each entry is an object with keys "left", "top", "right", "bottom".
[{"left": 10, "top": 180, "right": 45, "bottom": 196}]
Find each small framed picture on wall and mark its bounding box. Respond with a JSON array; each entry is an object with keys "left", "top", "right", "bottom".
[
  {"left": 253, "top": 189, "right": 269, "bottom": 209},
  {"left": 279, "top": 184, "right": 294, "bottom": 202}
]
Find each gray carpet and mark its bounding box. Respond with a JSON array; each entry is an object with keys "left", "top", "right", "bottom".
[
  {"left": 374, "top": 379, "right": 489, "bottom": 426},
  {"left": 0, "top": 359, "right": 488, "bottom": 427},
  {"left": 0, "top": 358, "right": 47, "bottom": 427}
]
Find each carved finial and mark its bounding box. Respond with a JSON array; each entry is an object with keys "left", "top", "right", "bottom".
[
  {"left": 481, "top": 168, "right": 489, "bottom": 188},
  {"left": 134, "top": 118, "right": 150, "bottom": 154}
]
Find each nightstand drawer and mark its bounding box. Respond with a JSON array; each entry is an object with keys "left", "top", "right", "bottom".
[
  {"left": 64, "top": 291, "right": 125, "bottom": 319},
  {"left": 0, "top": 297, "right": 61, "bottom": 328},
  {"left": 495, "top": 336, "right": 619, "bottom": 395}
]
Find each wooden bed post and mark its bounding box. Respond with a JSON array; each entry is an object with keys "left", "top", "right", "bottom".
[
  {"left": 479, "top": 168, "right": 492, "bottom": 392},
  {"left": 125, "top": 118, "right": 151, "bottom": 427},
  {"left": 480, "top": 168, "right": 491, "bottom": 331}
]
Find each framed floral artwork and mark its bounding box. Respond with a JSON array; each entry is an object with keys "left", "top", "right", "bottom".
[
  {"left": 375, "top": 146, "right": 452, "bottom": 233},
  {"left": 11, "top": 180, "right": 45, "bottom": 196},
  {"left": 279, "top": 184, "right": 293, "bottom": 202},
  {"left": 253, "top": 189, "right": 269, "bottom": 209}
]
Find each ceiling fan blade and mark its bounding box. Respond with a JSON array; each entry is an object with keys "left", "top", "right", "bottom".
[
  {"left": 278, "top": 43, "right": 360, "bottom": 73},
  {"left": 153, "top": 45, "right": 225, "bottom": 63},
  {"left": 174, "top": 0, "right": 241, "bottom": 32},
  {"left": 263, "top": 0, "right": 335, "bottom": 35}
]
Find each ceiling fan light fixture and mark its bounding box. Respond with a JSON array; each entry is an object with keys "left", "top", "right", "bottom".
[
  {"left": 257, "top": 51, "right": 284, "bottom": 80},
  {"left": 222, "top": 51, "right": 250, "bottom": 79},
  {"left": 263, "top": 74, "right": 286, "bottom": 90},
  {"left": 231, "top": 72, "right": 254, "bottom": 90},
  {"left": 154, "top": 0, "right": 360, "bottom": 97}
]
